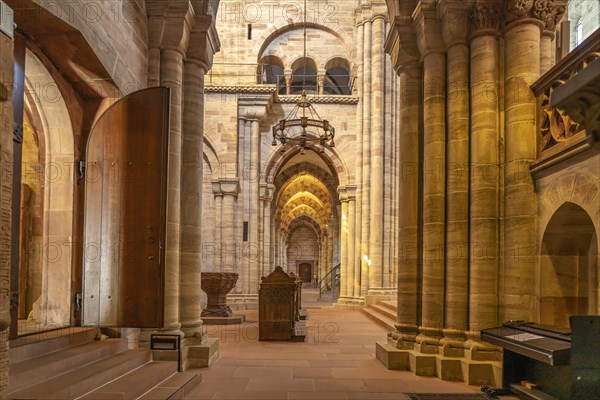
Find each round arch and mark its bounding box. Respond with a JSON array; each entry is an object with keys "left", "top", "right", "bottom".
[
  {"left": 540, "top": 202, "right": 599, "bottom": 327},
  {"left": 24, "top": 49, "right": 75, "bottom": 326}
]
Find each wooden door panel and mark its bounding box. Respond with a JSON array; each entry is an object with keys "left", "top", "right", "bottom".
[
  {"left": 299, "top": 263, "right": 312, "bottom": 283},
  {"left": 83, "top": 87, "right": 169, "bottom": 328}
]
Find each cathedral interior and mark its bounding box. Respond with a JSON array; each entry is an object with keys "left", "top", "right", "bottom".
[{"left": 0, "top": 0, "right": 599, "bottom": 399}]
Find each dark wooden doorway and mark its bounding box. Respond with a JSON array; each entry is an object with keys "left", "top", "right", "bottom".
[
  {"left": 83, "top": 87, "right": 170, "bottom": 328},
  {"left": 298, "top": 263, "right": 312, "bottom": 283}
]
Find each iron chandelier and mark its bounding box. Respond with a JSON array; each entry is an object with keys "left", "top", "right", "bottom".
[{"left": 271, "top": 91, "right": 335, "bottom": 155}]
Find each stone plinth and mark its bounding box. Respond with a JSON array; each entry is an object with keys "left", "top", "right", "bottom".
[{"left": 201, "top": 273, "right": 244, "bottom": 325}]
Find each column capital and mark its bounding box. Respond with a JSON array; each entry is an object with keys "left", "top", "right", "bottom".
[
  {"left": 412, "top": 1, "right": 445, "bottom": 59},
  {"left": 260, "top": 183, "right": 276, "bottom": 201},
  {"left": 238, "top": 94, "right": 273, "bottom": 122},
  {"left": 186, "top": 14, "right": 221, "bottom": 72},
  {"left": 212, "top": 179, "right": 240, "bottom": 197},
  {"left": 504, "top": 0, "right": 566, "bottom": 33},
  {"left": 440, "top": 0, "right": 469, "bottom": 48},
  {"left": 469, "top": 0, "right": 502, "bottom": 39},
  {"left": 337, "top": 185, "right": 357, "bottom": 202},
  {"left": 386, "top": 17, "right": 421, "bottom": 74},
  {"left": 147, "top": 0, "right": 195, "bottom": 55}
]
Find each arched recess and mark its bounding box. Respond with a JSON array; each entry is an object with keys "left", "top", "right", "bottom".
[
  {"left": 540, "top": 202, "right": 599, "bottom": 328},
  {"left": 323, "top": 57, "right": 352, "bottom": 95},
  {"left": 23, "top": 49, "right": 75, "bottom": 327},
  {"left": 264, "top": 145, "right": 349, "bottom": 188},
  {"left": 258, "top": 55, "right": 285, "bottom": 93},
  {"left": 290, "top": 57, "right": 318, "bottom": 94}
]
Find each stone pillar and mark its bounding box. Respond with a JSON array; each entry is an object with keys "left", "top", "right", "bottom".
[
  {"left": 212, "top": 185, "right": 223, "bottom": 271},
  {"left": 414, "top": 2, "right": 446, "bottom": 348},
  {"left": 145, "top": 0, "right": 197, "bottom": 334},
  {"left": 347, "top": 187, "right": 357, "bottom": 298},
  {"left": 220, "top": 180, "right": 239, "bottom": 274},
  {"left": 368, "top": 14, "right": 387, "bottom": 294},
  {"left": 440, "top": 0, "right": 469, "bottom": 351},
  {"left": 354, "top": 14, "right": 365, "bottom": 301},
  {"left": 502, "top": 1, "right": 544, "bottom": 322},
  {"left": 540, "top": 1, "right": 566, "bottom": 74},
  {"left": 361, "top": 15, "right": 372, "bottom": 298},
  {"left": 260, "top": 185, "right": 274, "bottom": 277},
  {"left": 178, "top": 15, "right": 219, "bottom": 338},
  {"left": 248, "top": 119, "right": 261, "bottom": 296},
  {"left": 338, "top": 189, "right": 349, "bottom": 299},
  {"left": 284, "top": 69, "right": 293, "bottom": 95},
  {"left": 179, "top": 60, "right": 206, "bottom": 339},
  {"left": 387, "top": 17, "right": 422, "bottom": 347},
  {"left": 317, "top": 70, "right": 326, "bottom": 95},
  {"left": 467, "top": 0, "right": 502, "bottom": 353}
]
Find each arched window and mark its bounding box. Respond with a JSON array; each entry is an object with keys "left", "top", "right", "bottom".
[
  {"left": 290, "top": 57, "right": 318, "bottom": 94},
  {"left": 324, "top": 58, "right": 352, "bottom": 95},
  {"left": 259, "top": 56, "right": 285, "bottom": 94}
]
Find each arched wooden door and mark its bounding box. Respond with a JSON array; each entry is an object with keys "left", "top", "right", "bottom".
[
  {"left": 298, "top": 263, "right": 312, "bottom": 283},
  {"left": 83, "top": 87, "right": 170, "bottom": 328}
]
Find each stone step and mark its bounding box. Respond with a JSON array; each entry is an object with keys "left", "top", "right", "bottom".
[
  {"left": 8, "top": 339, "right": 127, "bottom": 392},
  {"left": 377, "top": 300, "right": 397, "bottom": 312},
  {"left": 9, "top": 327, "right": 101, "bottom": 363},
  {"left": 80, "top": 362, "right": 177, "bottom": 400},
  {"left": 368, "top": 303, "right": 397, "bottom": 320},
  {"left": 8, "top": 349, "right": 151, "bottom": 400},
  {"left": 361, "top": 307, "right": 396, "bottom": 331},
  {"left": 139, "top": 372, "right": 202, "bottom": 400}
]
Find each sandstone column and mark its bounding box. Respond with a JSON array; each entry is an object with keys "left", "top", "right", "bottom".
[
  {"left": 220, "top": 180, "right": 239, "bottom": 274},
  {"left": 387, "top": 18, "right": 422, "bottom": 347},
  {"left": 468, "top": 0, "right": 502, "bottom": 350},
  {"left": 414, "top": 2, "right": 446, "bottom": 348},
  {"left": 361, "top": 14, "right": 372, "bottom": 297},
  {"left": 212, "top": 186, "right": 223, "bottom": 271},
  {"left": 440, "top": 0, "right": 470, "bottom": 350},
  {"left": 347, "top": 187, "right": 357, "bottom": 298},
  {"left": 502, "top": 0, "right": 544, "bottom": 322},
  {"left": 339, "top": 189, "right": 350, "bottom": 299},
  {"left": 354, "top": 12, "right": 365, "bottom": 302},
  {"left": 146, "top": 1, "right": 196, "bottom": 333},
  {"left": 248, "top": 118, "right": 261, "bottom": 296},
  {"left": 368, "top": 14, "right": 387, "bottom": 294},
  {"left": 179, "top": 59, "right": 206, "bottom": 338},
  {"left": 539, "top": 1, "right": 566, "bottom": 75}
]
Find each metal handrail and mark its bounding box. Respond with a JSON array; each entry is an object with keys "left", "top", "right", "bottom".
[{"left": 317, "top": 264, "right": 340, "bottom": 300}]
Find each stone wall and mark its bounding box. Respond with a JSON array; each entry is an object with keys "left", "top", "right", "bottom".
[{"left": 286, "top": 225, "right": 319, "bottom": 274}]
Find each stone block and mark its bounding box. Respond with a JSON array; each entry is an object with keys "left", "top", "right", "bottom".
[
  {"left": 460, "top": 360, "right": 500, "bottom": 386},
  {"left": 409, "top": 351, "right": 436, "bottom": 376},
  {"left": 375, "top": 342, "right": 410, "bottom": 370},
  {"left": 183, "top": 337, "right": 220, "bottom": 369},
  {"left": 435, "top": 357, "right": 463, "bottom": 382}
]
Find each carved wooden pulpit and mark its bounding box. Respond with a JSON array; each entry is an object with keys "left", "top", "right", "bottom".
[{"left": 259, "top": 266, "right": 304, "bottom": 341}]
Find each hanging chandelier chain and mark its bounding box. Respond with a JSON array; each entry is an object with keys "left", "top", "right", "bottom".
[{"left": 272, "top": 0, "right": 335, "bottom": 155}]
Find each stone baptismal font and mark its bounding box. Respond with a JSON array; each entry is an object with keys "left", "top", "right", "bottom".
[{"left": 200, "top": 272, "right": 245, "bottom": 324}]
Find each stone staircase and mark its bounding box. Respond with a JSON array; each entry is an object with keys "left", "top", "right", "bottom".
[
  {"left": 361, "top": 300, "right": 397, "bottom": 330},
  {"left": 365, "top": 301, "right": 503, "bottom": 387},
  {"left": 7, "top": 327, "right": 201, "bottom": 400}
]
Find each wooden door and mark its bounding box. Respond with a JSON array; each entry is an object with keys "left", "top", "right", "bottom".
[
  {"left": 83, "top": 87, "right": 169, "bottom": 328},
  {"left": 298, "top": 263, "right": 312, "bottom": 283}
]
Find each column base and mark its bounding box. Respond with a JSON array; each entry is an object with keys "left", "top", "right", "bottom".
[
  {"left": 333, "top": 296, "right": 365, "bottom": 309},
  {"left": 376, "top": 341, "right": 501, "bottom": 386},
  {"left": 365, "top": 293, "right": 396, "bottom": 306}
]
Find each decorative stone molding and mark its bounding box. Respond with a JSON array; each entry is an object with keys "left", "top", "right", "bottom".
[
  {"left": 186, "top": 14, "right": 221, "bottom": 72},
  {"left": 275, "top": 95, "right": 359, "bottom": 105},
  {"left": 205, "top": 84, "right": 277, "bottom": 94},
  {"left": 212, "top": 179, "right": 240, "bottom": 197},
  {"left": 238, "top": 93, "right": 273, "bottom": 122}
]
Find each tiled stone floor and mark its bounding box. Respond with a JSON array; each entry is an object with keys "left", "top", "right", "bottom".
[{"left": 186, "top": 308, "right": 486, "bottom": 400}]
